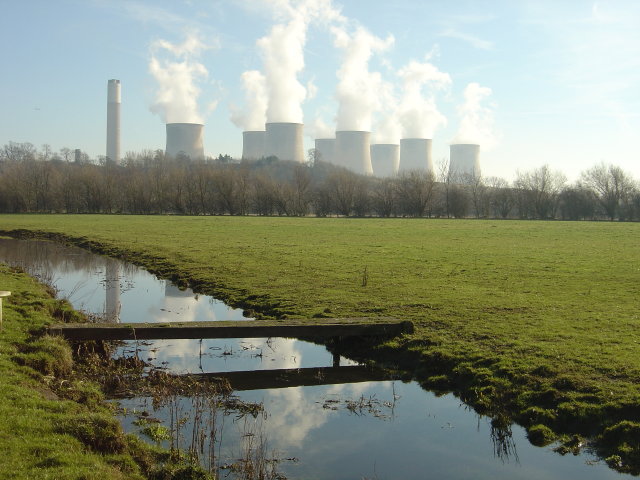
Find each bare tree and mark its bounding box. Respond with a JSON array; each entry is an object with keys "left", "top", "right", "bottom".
[
  {"left": 396, "top": 170, "right": 436, "bottom": 217},
  {"left": 580, "top": 163, "right": 636, "bottom": 220},
  {"left": 559, "top": 185, "right": 597, "bottom": 220},
  {"left": 469, "top": 175, "right": 489, "bottom": 218},
  {"left": 514, "top": 165, "right": 566, "bottom": 219},
  {"left": 486, "top": 177, "right": 513, "bottom": 219}
]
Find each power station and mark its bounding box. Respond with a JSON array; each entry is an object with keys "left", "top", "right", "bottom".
[
  {"left": 449, "top": 143, "right": 481, "bottom": 181},
  {"left": 242, "top": 131, "right": 266, "bottom": 160},
  {"left": 106, "top": 79, "right": 121, "bottom": 164},
  {"left": 399, "top": 139, "right": 433, "bottom": 174},
  {"left": 165, "top": 123, "right": 205, "bottom": 160},
  {"left": 264, "top": 122, "right": 305, "bottom": 163},
  {"left": 370, "top": 144, "right": 399, "bottom": 177},
  {"left": 335, "top": 131, "right": 373, "bottom": 176},
  {"left": 314, "top": 138, "right": 335, "bottom": 164}
]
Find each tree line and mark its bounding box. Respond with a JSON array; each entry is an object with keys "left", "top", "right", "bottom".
[{"left": 1, "top": 141, "right": 639, "bottom": 221}]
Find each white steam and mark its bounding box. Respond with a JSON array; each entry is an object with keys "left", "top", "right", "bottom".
[
  {"left": 230, "top": 70, "right": 267, "bottom": 131},
  {"left": 397, "top": 59, "right": 451, "bottom": 138},
  {"left": 452, "top": 82, "right": 497, "bottom": 148},
  {"left": 310, "top": 117, "right": 334, "bottom": 139},
  {"left": 333, "top": 26, "right": 394, "bottom": 131},
  {"left": 236, "top": 0, "right": 344, "bottom": 126},
  {"left": 149, "top": 34, "right": 211, "bottom": 124}
]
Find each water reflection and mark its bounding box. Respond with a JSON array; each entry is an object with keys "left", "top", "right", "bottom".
[
  {"left": 0, "top": 238, "right": 623, "bottom": 480},
  {"left": 105, "top": 259, "right": 120, "bottom": 322},
  {"left": 0, "top": 238, "right": 249, "bottom": 323}
]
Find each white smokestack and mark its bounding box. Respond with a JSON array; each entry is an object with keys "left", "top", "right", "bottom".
[
  {"left": 399, "top": 138, "right": 433, "bottom": 173},
  {"left": 106, "top": 79, "right": 121, "bottom": 164},
  {"left": 166, "top": 123, "right": 204, "bottom": 160},
  {"left": 335, "top": 131, "right": 372, "bottom": 175},
  {"left": 242, "top": 131, "right": 266, "bottom": 160},
  {"left": 265, "top": 122, "right": 304, "bottom": 162},
  {"left": 449, "top": 144, "right": 481, "bottom": 181},
  {"left": 370, "top": 144, "right": 399, "bottom": 177},
  {"left": 314, "top": 138, "right": 335, "bottom": 164}
]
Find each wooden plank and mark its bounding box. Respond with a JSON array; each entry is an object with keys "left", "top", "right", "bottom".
[{"left": 48, "top": 318, "right": 414, "bottom": 341}]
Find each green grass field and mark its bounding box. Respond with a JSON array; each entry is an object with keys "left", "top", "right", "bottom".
[{"left": 1, "top": 214, "right": 639, "bottom": 471}]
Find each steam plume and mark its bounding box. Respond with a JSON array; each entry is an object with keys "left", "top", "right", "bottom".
[
  {"left": 333, "top": 26, "right": 394, "bottom": 131},
  {"left": 149, "top": 34, "right": 210, "bottom": 124},
  {"left": 245, "top": 0, "right": 344, "bottom": 124},
  {"left": 230, "top": 70, "right": 267, "bottom": 131},
  {"left": 453, "top": 82, "right": 497, "bottom": 148},
  {"left": 397, "top": 59, "right": 451, "bottom": 138}
]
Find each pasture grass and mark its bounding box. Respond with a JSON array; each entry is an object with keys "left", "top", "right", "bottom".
[
  {"left": 1, "top": 214, "right": 639, "bottom": 471},
  {"left": 0, "top": 263, "right": 213, "bottom": 479}
]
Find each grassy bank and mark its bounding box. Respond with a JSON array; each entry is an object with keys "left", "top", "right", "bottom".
[
  {"left": 0, "top": 263, "right": 213, "bottom": 479},
  {"left": 1, "top": 214, "right": 639, "bottom": 472}
]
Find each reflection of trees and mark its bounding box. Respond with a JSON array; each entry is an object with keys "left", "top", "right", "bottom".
[{"left": 0, "top": 238, "right": 136, "bottom": 276}]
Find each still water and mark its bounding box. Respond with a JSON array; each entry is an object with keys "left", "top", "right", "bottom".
[{"left": 0, "top": 237, "right": 621, "bottom": 479}]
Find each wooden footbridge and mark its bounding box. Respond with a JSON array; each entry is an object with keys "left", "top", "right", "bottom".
[{"left": 49, "top": 317, "right": 414, "bottom": 342}]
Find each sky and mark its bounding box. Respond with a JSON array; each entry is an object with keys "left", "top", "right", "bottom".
[{"left": 1, "top": 0, "right": 639, "bottom": 182}]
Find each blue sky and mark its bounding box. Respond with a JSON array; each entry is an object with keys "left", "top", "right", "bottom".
[{"left": 1, "top": 0, "right": 639, "bottom": 181}]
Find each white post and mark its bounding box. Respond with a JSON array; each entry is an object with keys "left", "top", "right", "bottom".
[{"left": 0, "top": 291, "right": 11, "bottom": 331}]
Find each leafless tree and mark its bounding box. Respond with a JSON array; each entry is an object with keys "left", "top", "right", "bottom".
[
  {"left": 580, "top": 163, "right": 636, "bottom": 220},
  {"left": 514, "top": 165, "right": 566, "bottom": 219}
]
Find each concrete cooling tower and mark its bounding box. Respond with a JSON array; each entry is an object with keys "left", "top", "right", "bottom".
[
  {"left": 370, "top": 144, "right": 399, "bottom": 177},
  {"left": 165, "top": 123, "right": 205, "bottom": 160},
  {"left": 449, "top": 144, "right": 481, "bottom": 181},
  {"left": 106, "top": 79, "right": 121, "bottom": 164},
  {"left": 399, "top": 138, "right": 433, "bottom": 174},
  {"left": 242, "top": 131, "right": 266, "bottom": 160},
  {"left": 264, "top": 122, "right": 305, "bottom": 163},
  {"left": 335, "top": 131, "right": 373, "bottom": 176},
  {"left": 314, "top": 138, "right": 335, "bottom": 164}
]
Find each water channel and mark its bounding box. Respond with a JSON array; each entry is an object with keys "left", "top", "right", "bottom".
[{"left": 0, "top": 237, "right": 622, "bottom": 479}]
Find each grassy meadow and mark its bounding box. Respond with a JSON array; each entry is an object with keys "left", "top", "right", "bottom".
[
  {"left": 0, "top": 264, "right": 216, "bottom": 479},
  {"left": 1, "top": 214, "right": 639, "bottom": 470}
]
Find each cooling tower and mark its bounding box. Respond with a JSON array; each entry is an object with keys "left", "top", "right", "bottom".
[
  {"left": 106, "top": 79, "right": 121, "bottom": 164},
  {"left": 399, "top": 138, "right": 433, "bottom": 174},
  {"left": 242, "top": 131, "right": 266, "bottom": 160},
  {"left": 264, "top": 122, "right": 305, "bottom": 163},
  {"left": 370, "top": 144, "right": 400, "bottom": 177},
  {"left": 449, "top": 144, "right": 481, "bottom": 181},
  {"left": 335, "top": 131, "right": 373, "bottom": 176},
  {"left": 314, "top": 138, "right": 335, "bottom": 164},
  {"left": 165, "top": 123, "right": 205, "bottom": 160}
]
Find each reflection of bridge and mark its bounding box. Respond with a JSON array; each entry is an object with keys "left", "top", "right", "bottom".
[{"left": 187, "top": 366, "right": 396, "bottom": 391}]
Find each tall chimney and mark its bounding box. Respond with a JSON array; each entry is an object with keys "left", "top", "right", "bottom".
[
  {"left": 449, "top": 143, "right": 481, "bottom": 182},
  {"left": 370, "top": 144, "right": 400, "bottom": 177},
  {"left": 399, "top": 138, "right": 433, "bottom": 174},
  {"left": 264, "top": 122, "right": 305, "bottom": 162},
  {"left": 165, "top": 123, "right": 205, "bottom": 160},
  {"left": 106, "top": 79, "right": 121, "bottom": 164},
  {"left": 242, "top": 131, "right": 266, "bottom": 160},
  {"left": 335, "top": 131, "right": 373, "bottom": 175},
  {"left": 314, "top": 138, "right": 335, "bottom": 164}
]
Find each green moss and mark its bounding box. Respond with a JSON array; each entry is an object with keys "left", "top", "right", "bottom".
[{"left": 527, "top": 424, "right": 556, "bottom": 446}]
